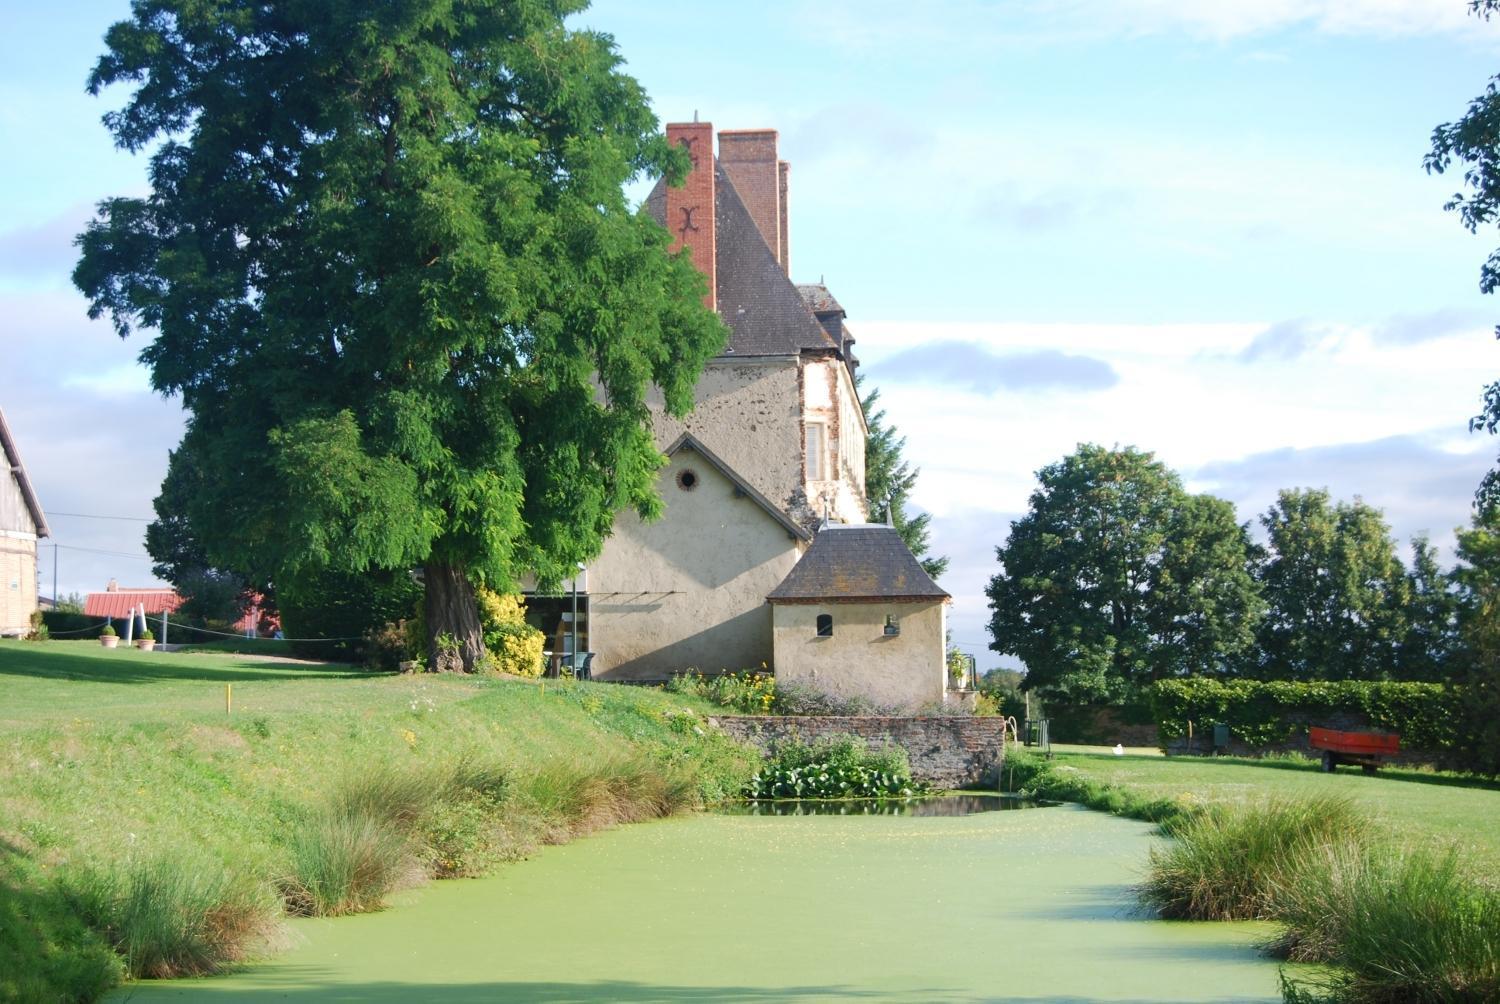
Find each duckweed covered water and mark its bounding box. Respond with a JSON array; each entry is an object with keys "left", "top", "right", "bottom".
[
  {"left": 115, "top": 804, "right": 1287, "bottom": 1002},
  {"left": 721, "top": 793, "right": 1058, "bottom": 815}
]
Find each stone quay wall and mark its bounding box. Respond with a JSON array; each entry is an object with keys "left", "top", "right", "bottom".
[{"left": 708, "top": 715, "right": 1007, "bottom": 789}]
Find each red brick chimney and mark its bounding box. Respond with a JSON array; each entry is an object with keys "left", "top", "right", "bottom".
[
  {"left": 664, "top": 121, "right": 716, "bottom": 311},
  {"left": 718, "top": 129, "right": 786, "bottom": 274},
  {"left": 778, "top": 159, "right": 790, "bottom": 275}
]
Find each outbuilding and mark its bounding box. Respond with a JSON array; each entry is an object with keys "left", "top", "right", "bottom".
[{"left": 767, "top": 523, "right": 952, "bottom": 711}]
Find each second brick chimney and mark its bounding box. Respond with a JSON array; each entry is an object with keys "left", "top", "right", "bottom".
[{"left": 719, "top": 129, "right": 788, "bottom": 274}]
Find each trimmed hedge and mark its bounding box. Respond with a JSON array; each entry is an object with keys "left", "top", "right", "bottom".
[{"left": 1150, "top": 679, "right": 1462, "bottom": 754}]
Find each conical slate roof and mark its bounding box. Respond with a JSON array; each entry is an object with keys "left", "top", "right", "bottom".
[{"left": 767, "top": 524, "right": 949, "bottom": 603}]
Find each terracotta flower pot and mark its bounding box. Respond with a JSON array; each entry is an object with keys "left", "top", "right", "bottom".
[
  {"left": 100, "top": 635, "right": 119, "bottom": 648},
  {"left": 137, "top": 639, "right": 156, "bottom": 651}
]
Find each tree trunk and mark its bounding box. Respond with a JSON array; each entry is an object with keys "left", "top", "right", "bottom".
[{"left": 423, "top": 561, "right": 486, "bottom": 673}]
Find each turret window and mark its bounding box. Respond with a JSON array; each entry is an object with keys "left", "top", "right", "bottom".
[{"left": 805, "top": 422, "right": 825, "bottom": 481}]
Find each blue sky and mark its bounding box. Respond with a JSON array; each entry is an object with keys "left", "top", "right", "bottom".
[{"left": 2, "top": 1, "right": 1499, "bottom": 664}]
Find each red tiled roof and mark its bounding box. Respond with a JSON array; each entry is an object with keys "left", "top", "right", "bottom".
[{"left": 85, "top": 590, "right": 182, "bottom": 619}]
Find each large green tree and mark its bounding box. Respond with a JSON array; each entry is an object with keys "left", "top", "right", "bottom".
[
  {"left": 1451, "top": 507, "right": 1500, "bottom": 775},
  {"left": 75, "top": 0, "right": 724, "bottom": 671},
  {"left": 859, "top": 377, "right": 947, "bottom": 579},
  {"left": 986, "top": 445, "right": 1262, "bottom": 703},
  {"left": 1426, "top": 0, "right": 1500, "bottom": 512},
  {"left": 1254, "top": 489, "right": 1409, "bottom": 681}
]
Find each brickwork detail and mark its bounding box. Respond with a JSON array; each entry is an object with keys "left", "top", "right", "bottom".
[
  {"left": 708, "top": 715, "right": 1007, "bottom": 789},
  {"left": 665, "top": 121, "right": 716, "bottom": 310},
  {"left": 718, "top": 130, "right": 782, "bottom": 270}
]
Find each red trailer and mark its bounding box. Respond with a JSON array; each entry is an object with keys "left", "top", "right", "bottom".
[{"left": 1309, "top": 726, "right": 1400, "bottom": 775}]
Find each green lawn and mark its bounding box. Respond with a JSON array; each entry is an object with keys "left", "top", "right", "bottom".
[{"left": 1048, "top": 746, "right": 1500, "bottom": 871}]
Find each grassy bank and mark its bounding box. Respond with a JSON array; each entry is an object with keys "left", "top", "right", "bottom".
[
  {"left": 0, "top": 640, "right": 757, "bottom": 1002},
  {"left": 1007, "top": 748, "right": 1500, "bottom": 1002}
]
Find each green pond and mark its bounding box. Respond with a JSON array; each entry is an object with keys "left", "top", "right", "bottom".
[{"left": 115, "top": 803, "right": 1288, "bottom": 1002}]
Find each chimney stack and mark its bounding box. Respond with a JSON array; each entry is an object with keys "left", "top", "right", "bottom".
[
  {"left": 664, "top": 121, "right": 716, "bottom": 311},
  {"left": 778, "top": 160, "right": 790, "bottom": 275},
  {"left": 718, "top": 129, "right": 787, "bottom": 274}
]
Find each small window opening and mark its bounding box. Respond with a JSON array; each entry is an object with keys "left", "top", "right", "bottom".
[
  {"left": 883, "top": 615, "right": 900, "bottom": 637},
  {"left": 676, "top": 468, "right": 699, "bottom": 491},
  {"left": 815, "top": 613, "right": 833, "bottom": 638},
  {"left": 805, "top": 422, "right": 825, "bottom": 481}
]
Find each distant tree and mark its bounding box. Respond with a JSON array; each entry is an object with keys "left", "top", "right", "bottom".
[
  {"left": 1396, "top": 535, "right": 1461, "bottom": 681},
  {"left": 1255, "top": 489, "right": 1409, "bottom": 680},
  {"left": 1450, "top": 507, "right": 1500, "bottom": 776},
  {"left": 859, "top": 377, "right": 947, "bottom": 578},
  {"left": 53, "top": 593, "right": 86, "bottom": 614},
  {"left": 986, "top": 445, "right": 1261, "bottom": 703},
  {"left": 75, "top": 0, "right": 724, "bottom": 672},
  {"left": 1425, "top": 0, "right": 1500, "bottom": 511}
]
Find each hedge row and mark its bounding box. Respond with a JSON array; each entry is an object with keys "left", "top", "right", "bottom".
[{"left": 1149, "top": 678, "right": 1462, "bottom": 754}]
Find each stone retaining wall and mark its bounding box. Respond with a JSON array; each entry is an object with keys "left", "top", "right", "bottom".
[{"left": 708, "top": 715, "right": 1007, "bottom": 789}]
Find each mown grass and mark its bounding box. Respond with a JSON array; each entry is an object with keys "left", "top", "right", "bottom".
[
  {"left": 1006, "top": 747, "right": 1500, "bottom": 1002},
  {"left": 0, "top": 640, "right": 757, "bottom": 1001}
]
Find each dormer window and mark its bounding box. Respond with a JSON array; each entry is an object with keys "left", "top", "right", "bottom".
[
  {"left": 815, "top": 613, "right": 833, "bottom": 637},
  {"left": 805, "top": 422, "right": 825, "bottom": 481}
]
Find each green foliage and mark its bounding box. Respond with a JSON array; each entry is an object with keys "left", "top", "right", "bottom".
[
  {"left": 859, "top": 376, "right": 947, "bottom": 579},
  {"left": 987, "top": 444, "right": 1262, "bottom": 703},
  {"left": 0, "top": 852, "right": 119, "bottom": 1004},
  {"left": 1139, "top": 795, "right": 1369, "bottom": 921},
  {"left": 1272, "top": 845, "right": 1500, "bottom": 1003},
  {"left": 1452, "top": 509, "right": 1500, "bottom": 776},
  {"left": 1427, "top": 2, "right": 1500, "bottom": 513},
  {"left": 667, "top": 670, "right": 777, "bottom": 714},
  {"left": 277, "top": 566, "right": 422, "bottom": 663},
  {"left": 1256, "top": 489, "right": 1410, "bottom": 681},
  {"left": 1149, "top": 678, "right": 1461, "bottom": 753},
  {"left": 280, "top": 808, "right": 418, "bottom": 918},
  {"left": 474, "top": 589, "right": 545, "bottom": 678},
  {"left": 744, "top": 735, "right": 925, "bottom": 799},
  {"left": 76, "top": 0, "right": 727, "bottom": 668},
  {"left": 1001, "top": 748, "right": 1190, "bottom": 824},
  {"left": 100, "top": 623, "right": 116, "bottom": 637},
  {"left": 67, "top": 851, "right": 279, "bottom": 979}
]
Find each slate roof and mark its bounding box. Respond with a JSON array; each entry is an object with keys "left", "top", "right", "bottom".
[
  {"left": 0, "top": 405, "right": 49, "bottom": 538},
  {"left": 646, "top": 164, "right": 836, "bottom": 358},
  {"left": 795, "top": 283, "right": 844, "bottom": 316},
  {"left": 664, "top": 433, "right": 812, "bottom": 542},
  {"left": 767, "top": 524, "right": 949, "bottom": 603}
]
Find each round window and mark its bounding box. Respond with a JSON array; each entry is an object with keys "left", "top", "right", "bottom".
[{"left": 676, "top": 468, "right": 699, "bottom": 491}]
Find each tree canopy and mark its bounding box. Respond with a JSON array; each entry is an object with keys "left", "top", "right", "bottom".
[
  {"left": 1426, "top": 0, "right": 1500, "bottom": 512},
  {"left": 75, "top": 0, "right": 725, "bottom": 670},
  {"left": 986, "top": 444, "right": 1261, "bottom": 703},
  {"left": 859, "top": 377, "right": 947, "bottom": 579},
  {"left": 1254, "top": 489, "right": 1409, "bottom": 681}
]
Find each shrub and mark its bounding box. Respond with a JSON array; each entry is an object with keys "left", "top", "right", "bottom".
[
  {"left": 475, "top": 589, "right": 546, "bottom": 677},
  {"left": 668, "top": 670, "right": 778, "bottom": 714},
  {"left": 1150, "top": 678, "right": 1461, "bottom": 755},
  {"left": 100, "top": 623, "right": 116, "bottom": 637},
  {"left": 67, "top": 852, "right": 279, "bottom": 979},
  {"left": 744, "top": 734, "right": 926, "bottom": 799},
  {"left": 24, "top": 610, "right": 48, "bottom": 641},
  {"left": 1138, "top": 795, "right": 1368, "bottom": 921}
]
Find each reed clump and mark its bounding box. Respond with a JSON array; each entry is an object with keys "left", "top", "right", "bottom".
[
  {"left": 1139, "top": 794, "right": 1367, "bottom": 921},
  {"left": 66, "top": 852, "right": 280, "bottom": 979}
]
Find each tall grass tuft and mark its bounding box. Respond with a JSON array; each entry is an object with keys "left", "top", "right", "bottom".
[
  {"left": 1139, "top": 794, "right": 1367, "bottom": 921},
  {"left": 514, "top": 754, "right": 699, "bottom": 844},
  {"left": 67, "top": 852, "right": 279, "bottom": 979},
  {"left": 280, "top": 808, "right": 417, "bottom": 917},
  {"left": 1273, "top": 846, "right": 1500, "bottom": 1003}
]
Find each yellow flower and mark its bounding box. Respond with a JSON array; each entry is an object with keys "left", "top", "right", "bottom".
[{"left": 401, "top": 728, "right": 417, "bottom": 747}]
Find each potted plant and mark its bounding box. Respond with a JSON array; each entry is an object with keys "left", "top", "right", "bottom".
[
  {"left": 137, "top": 629, "right": 156, "bottom": 652},
  {"left": 100, "top": 623, "right": 118, "bottom": 649}
]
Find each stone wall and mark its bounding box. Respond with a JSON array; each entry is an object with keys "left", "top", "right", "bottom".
[{"left": 709, "top": 715, "right": 1007, "bottom": 789}]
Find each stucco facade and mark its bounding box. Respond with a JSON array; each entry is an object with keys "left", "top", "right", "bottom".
[
  {"left": 771, "top": 600, "right": 948, "bottom": 711},
  {"left": 0, "top": 408, "right": 46, "bottom": 637},
  {"left": 589, "top": 443, "right": 806, "bottom": 680}
]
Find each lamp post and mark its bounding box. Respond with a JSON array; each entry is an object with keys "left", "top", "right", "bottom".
[{"left": 569, "top": 563, "right": 585, "bottom": 674}]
